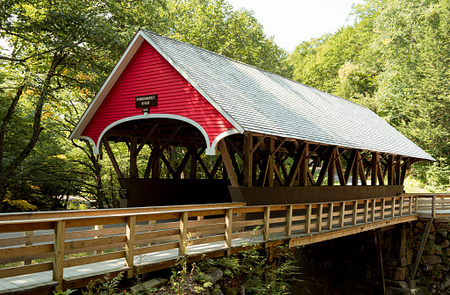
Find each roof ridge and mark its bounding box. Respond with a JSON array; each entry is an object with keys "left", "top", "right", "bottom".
[{"left": 140, "top": 29, "right": 369, "bottom": 111}]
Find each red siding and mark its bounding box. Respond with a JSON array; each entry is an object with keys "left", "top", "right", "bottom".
[{"left": 81, "top": 41, "right": 234, "bottom": 146}]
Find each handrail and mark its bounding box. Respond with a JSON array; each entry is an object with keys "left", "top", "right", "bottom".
[
  {"left": 0, "top": 202, "right": 247, "bottom": 221},
  {"left": 402, "top": 193, "right": 450, "bottom": 218},
  {"left": 0, "top": 195, "right": 417, "bottom": 290}
]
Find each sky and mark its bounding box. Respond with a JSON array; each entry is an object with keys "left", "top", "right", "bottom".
[{"left": 226, "top": 0, "right": 366, "bottom": 52}]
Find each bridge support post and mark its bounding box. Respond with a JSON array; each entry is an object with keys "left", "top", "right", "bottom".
[
  {"left": 225, "top": 209, "right": 233, "bottom": 254},
  {"left": 179, "top": 212, "right": 188, "bottom": 256},
  {"left": 125, "top": 216, "right": 136, "bottom": 278},
  {"left": 264, "top": 207, "right": 270, "bottom": 240},
  {"left": 53, "top": 220, "right": 65, "bottom": 292}
]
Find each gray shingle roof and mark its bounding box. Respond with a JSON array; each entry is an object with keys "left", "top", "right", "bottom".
[{"left": 141, "top": 30, "right": 434, "bottom": 161}]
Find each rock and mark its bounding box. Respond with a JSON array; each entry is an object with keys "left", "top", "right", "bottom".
[
  {"left": 416, "top": 222, "right": 426, "bottom": 230},
  {"left": 435, "top": 220, "right": 450, "bottom": 227},
  {"left": 423, "top": 264, "right": 433, "bottom": 272},
  {"left": 428, "top": 234, "right": 437, "bottom": 242},
  {"left": 387, "top": 267, "right": 407, "bottom": 281},
  {"left": 205, "top": 269, "right": 224, "bottom": 285},
  {"left": 130, "top": 277, "right": 168, "bottom": 292},
  {"left": 422, "top": 255, "right": 443, "bottom": 265},
  {"left": 446, "top": 248, "right": 450, "bottom": 256},
  {"left": 440, "top": 240, "right": 450, "bottom": 248}
]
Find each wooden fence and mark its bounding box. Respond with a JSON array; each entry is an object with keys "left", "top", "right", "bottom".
[
  {"left": 0, "top": 196, "right": 418, "bottom": 293},
  {"left": 405, "top": 193, "right": 450, "bottom": 218}
]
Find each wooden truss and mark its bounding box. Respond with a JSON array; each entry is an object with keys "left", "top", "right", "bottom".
[{"left": 101, "top": 123, "right": 415, "bottom": 188}]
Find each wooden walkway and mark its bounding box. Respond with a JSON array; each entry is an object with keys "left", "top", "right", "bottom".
[{"left": 0, "top": 194, "right": 448, "bottom": 294}]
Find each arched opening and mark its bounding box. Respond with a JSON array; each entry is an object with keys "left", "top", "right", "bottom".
[{"left": 101, "top": 117, "right": 234, "bottom": 207}]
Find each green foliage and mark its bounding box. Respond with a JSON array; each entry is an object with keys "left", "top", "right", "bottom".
[
  {"left": 288, "top": 0, "right": 450, "bottom": 191},
  {"left": 83, "top": 272, "right": 124, "bottom": 295}
]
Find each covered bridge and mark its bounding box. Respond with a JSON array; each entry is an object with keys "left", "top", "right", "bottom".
[{"left": 70, "top": 29, "right": 434, "bottom": 207}]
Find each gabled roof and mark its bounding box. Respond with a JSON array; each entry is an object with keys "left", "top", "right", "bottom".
[{"left": 71, "top": 29, "right": 434, "bottom": 161}]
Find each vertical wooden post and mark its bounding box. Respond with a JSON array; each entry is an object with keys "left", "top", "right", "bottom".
[
  {"left": 23, "top": 231, "right": 33, "bottom": 265},
  {"left": 243, "top": 133, "right": 253, "bottom": 187},
  {"left": 391, "top": 198, "right": 396, "bottom": 217},
  {"left": 432, "top": 196, "right": 437, "bottom": 218},
  {"left": 268, "top": 138, "right": 275, "bottom": 187},
  {"left": 328, "top": 203, "right": 334, "bottom": 230},
  {"left": 352, "top": 151, "right": 361, "bottom": 186},
  {"left": 353, "top": 201, "right": 358, "bottom": 225},
  {"left": 395, "top": 157, "right": 401, "bottom": 185},
  {"left": 53, "top": 220, "right": 65, "bottom": 291},
  {"left": 387, "top": 155, "right": 394, "bottom": 185},
  {"left": 225, "top": 209, "right": 233, "bottom": 250},
  {"left": 125, "top": 216, "right": 136, "bottom": 278},
  {"left": 372, "top": 199, "right": 376, "bottom": 221},
  {"left": 103, "top": 138, "right": 124, "bottom": 179},
  {"left": 317, "top": 204, "right": 323, "bottom": 232},
  {"left": 264, "top": 207, "right": 271, "bottom": 240},
  {"left": 409, "top": 196, "right": 413, "bottom": 214},
  {"left": 299, "top": 143, "right": 309, "bottom": 186},
  {"left": 219, "top": 140, "right": 239, "bottom": 187},
  {"left": 340, "top": 202, "right": 345, "bottom": 227},
  {"left": 399, "top": 196, "right": 404, "bottom": 216},
  {"left": 94, "top": 225, "right": 103, "bottom": 254},
  {"left": 179, "top": 212, "right": 189, "bottom": 256},
  {"left": 286, "top": 205, "right": 293, "bottom": 237},
  {"left": 371, "top": 152, "right": 378, "bottom": 186},
  {"left": 306, "top": 205, "right": 312, "bottom": 234},
  {"left": 414, "top": 196, "right": 418, "bottom": 213},
  {"left": 364, "top": 200, "right": 369, "bottom": 223},
  {"left": 381, "top": 198, "right": 386, "bottom": 219}
]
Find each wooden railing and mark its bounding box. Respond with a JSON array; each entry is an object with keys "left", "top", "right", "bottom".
[
  {"left": 404, "top": 193, "right": 450, "bottom": 218},
  {"left": 0, "top": 196, "right": 417, "bottom": 292}
]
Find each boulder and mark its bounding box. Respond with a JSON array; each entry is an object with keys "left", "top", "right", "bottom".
[
  {"left": 205, "top": 269, "right": 224, "bottom": 285},
  {"left": 130, "top": 277, "right": 168, "bottom": 292},
  {"left": 422, "top": 255, "right": 442, "bottom": 265},
  {"left": 440, "top": 240, "right": 450, "bottom": 249}
]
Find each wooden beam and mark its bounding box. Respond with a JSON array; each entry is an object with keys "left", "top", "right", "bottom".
[
  {"left": 400, "top": 158, "right": 410, "bottom": 185},
  {"left": 317, "top": 148, "right": 334, "bottom": 186},
  {"left": 160, "top": 152, "right": 177, "bottom": 178},
  {"left": 268, "top": 138, "right": 275, "bottom": 187},
  {"left": 136, "top": 124, "right": 158, "bottom": 154},
  {"left": 344, "top": 150, "right": 356, "bottom": 184},
  {"left": 225, "top": 137, "right": 244, "bottom": 160},
  {"left": 102, "top": 138, "right": 123, "bottom": 179},
  {"left": 218, "top": 140, "right": 239, "bottom": 187},
  {"left": 286, "top": 144, "right": 306, "bottom": 187},
  {"left": 387, "top": 155, "right": 394, "bottom": 185},
  {"left": 243, "top": 133, "right": 253, "bottom": 187},
  {"left": 251, "top": 135, "right": 267, "bottom": 154},
  {"left": 125, "top": 216, "right": 136, "bottom": 278},
  {"left": 328, "top": 147, "right": 337, "bottom": 186},
  {"left": 175, "top": 148, "right": 194, "bottom": 179},
  {"left": 352, "top": 151, "right": 360, "bottom": 186},
  {"left": 299, "top": 143, "right": 309, "bottom": 186},
  {"left": 53, "top": 220, "right": 65, "bottom": 291},
  {"left": 371, "top": 152, "right": 379, "bottom": 186},
  {"left": 209, "top": 155, "right": 223, "bottom": 179},
  {"left": 335, "top": 149, "right": 346, "bottom": 186},
  {"left": 358, "top": 155, "right": 367, "bottom": 186}
]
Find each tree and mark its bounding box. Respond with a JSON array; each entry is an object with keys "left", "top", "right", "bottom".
[
  {"left": 0, "top": 0, "right": 167, "bottom": 210},
  {"left": 163, "top": 0, "right": 292, "bottom": 78}
]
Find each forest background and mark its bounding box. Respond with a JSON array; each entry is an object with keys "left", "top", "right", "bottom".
[{"left": 0, "top": 0, "right": 449, "bottom": 211}]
